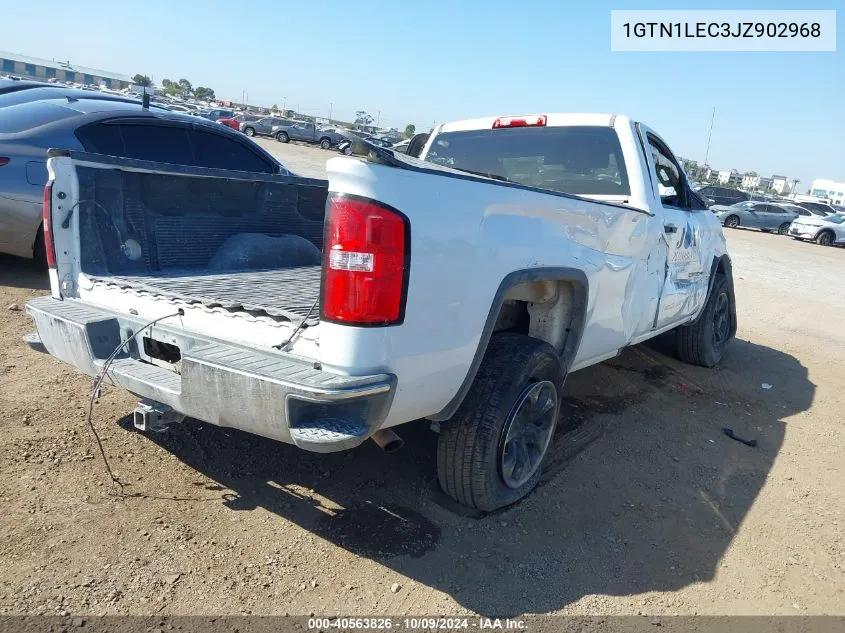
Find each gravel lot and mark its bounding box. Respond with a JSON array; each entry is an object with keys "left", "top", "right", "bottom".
[{"left": 0, "top": 141, "right": 843, "bottom": 617}]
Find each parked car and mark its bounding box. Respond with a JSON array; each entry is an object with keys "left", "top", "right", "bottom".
[
  {"left": 198, "top": 108, "right": 234, "bottom": 121},
  {"left": 0, "top": 85, "right": 171, "bottom": 111},
  {"left": 0, "top": 97, "right": 289, "bottom": 262},
  {"left": 240, "top": 117, "right": 292, "bottom": 138},
  {"left": 0, "top": 77, "right": 50, "bottom": 95},
  {"left": 271, "top": 121, "right": 346, "bottom": 148},
  {"left": 364, "top": 137, "right": 393, "bottom": 148},
  {"left": 390, "top": 139, "right": 411, "bottom": 154},
  {"left": 794, "top": 201, "right": 837, "bottom": 216},
  {"left": 711, "top": 201, "right": 800, "bottom": 233},
  {"left": 788, "top": 213, "right": 845, "bottom": 246},
  {"left": 218, "top": 113, "right": 261, "bottom": 131},
  {"left": 25, "top": 112, "right": 735, "bottom": 511},
  {"left": 697, "top": 185, "right": 750, "bottom": 207}
]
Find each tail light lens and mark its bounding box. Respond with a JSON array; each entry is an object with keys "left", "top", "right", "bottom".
[
  {"left": 321, "top": 194, "right": 410, "bottom": 326},
  {"left": 42, "top": 183, "right": 56, "bottom": 268},
  {"left": 0, "top": 157, "right": 10, "bottom": 167}
]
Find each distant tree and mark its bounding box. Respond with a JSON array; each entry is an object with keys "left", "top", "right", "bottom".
[
  {"left": 193, "top": 86, "right": 215, "bottom": 101},
  {"left": 354, "top": 110, "right": 374, "bottom": 126},
  {"left": 404, "top": 123, "right": 416, "bottom": 139},
  {"left": 272, "top": 103, "right": 278, "bottom": 110},
  {"left": 161, "top": 79, "right": 181, "bottom": 96},
  {"left": 132, "top": 74, "right": 151, "bottom": 87},
  {"left": 178, "top": 78, "right": 193, "bottom": 96}
]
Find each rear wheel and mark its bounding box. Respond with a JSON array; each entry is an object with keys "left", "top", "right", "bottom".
[
  {"left": 243, "top": 127, "right": 255, "bottom": 137},
  {"left": 675, "top": 273, "right": 733, "bottom": 367},
  {"left": 778, "top": 222, "right": 790, "bottom": 235},
  {"left": 816, "top": 230, "right": 834, "bottom": 246},
  {"left": 276, "top": 131, "right": 289, "bottom": 143},
  {"left": 437, "top": 333, "right": 564, "bottom": 511},
  {"left": 724, "top": 215, "right": 740, "bottom": 228},
  {"left": 319, "top": 137, "right": 331, "bottom": 150}
]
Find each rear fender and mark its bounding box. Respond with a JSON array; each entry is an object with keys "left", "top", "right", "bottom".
[{"left": 427, "top": 267, "right": 588, "bottom": 422}]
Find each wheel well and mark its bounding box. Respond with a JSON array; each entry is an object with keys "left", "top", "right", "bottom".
[
  {"left": 494, "top": 280, "right": 577, "bottom": 355},
  {"left": 320, "top": 136, "right": 331, "bottom": 143}
]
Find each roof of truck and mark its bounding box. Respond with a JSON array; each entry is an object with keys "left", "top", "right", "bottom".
[{"left": 437, "top": 113, "right": 624, "bottom": 133}]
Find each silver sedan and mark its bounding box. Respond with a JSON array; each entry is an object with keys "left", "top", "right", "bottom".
[{"left": 712, "top": 201, "right": 800, "bottom": 234}]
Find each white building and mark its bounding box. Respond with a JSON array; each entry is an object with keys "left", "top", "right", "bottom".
[
  {"left": 717, "top": 169, "right": 742, "bottom": 186},
  {"left": 810, "top": 178, "right": 845, "bottom": 206},
  {"left": 771, "top": 175, "right": 789, "bottom": 194},
  {"left": 742, "top": 174, "right": 760, "bottom": 189}
]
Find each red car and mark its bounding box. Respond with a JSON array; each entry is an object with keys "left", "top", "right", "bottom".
[{"left": 217, "top": 113, "right": 261, "bottom": 131}]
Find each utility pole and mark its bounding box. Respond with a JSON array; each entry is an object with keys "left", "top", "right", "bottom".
[
  {"left": 241, "top": 90, "right": 245, "bottom": 107},
  {"left": 329, "top": 102, "right": 332, "bottom": 122},
  {"left": 376, "top": 110, "right": 381, "bottom": 128},
  {"left": 282, "top": 96, "right": 287, "bottom": 112},
  {"left": 703, "top": 106, "right": 715, "bottom": 167}
]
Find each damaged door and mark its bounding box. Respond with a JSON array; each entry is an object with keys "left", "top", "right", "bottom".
[{"left": 640, "top": 127, "right": 711, "bottom": 330}]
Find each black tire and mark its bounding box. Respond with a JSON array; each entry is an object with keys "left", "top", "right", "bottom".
[
  {"left": 816, "top": 230, "right": 834, "bottom": 247},
  {"left": 724, "top": 215, "right": 740, "bottom": 228},
  {"left": 437, "top": 333, "right": 565, "bottom": 512},
  {"left": 675, "top": 274, "right": 733, "bottom": 368},
  {"left": 341, "top": 144, "right": 352, "bottom": 155},
  {"left": 778, "top": 222, "right": 790, "bottom": 235},
  {"left": 33, "top": 226, "right": 47, "bottom": 269},
  {"left": 319, "top": 137, "right": 331, "bottom": 150},
  {"left": 243, "top": 127, "right": 255, "bottom": 137},
  {"left": 276, "top": 131, "right": 289, "bottom": 143}
]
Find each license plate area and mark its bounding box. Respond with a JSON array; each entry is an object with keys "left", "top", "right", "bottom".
[{"left": 142, "top": 336, "right": 182, "bottom": 373}]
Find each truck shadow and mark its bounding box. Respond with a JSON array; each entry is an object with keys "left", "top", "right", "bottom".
[
  {"left": 0, "top": 254, "right": 50, "bottom": 290},
  {"left": 132, "top": 335, "right": 809, "bottom": 616}
]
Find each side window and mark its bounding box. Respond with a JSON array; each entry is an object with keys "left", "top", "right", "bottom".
[
  {"left": 647, "top": 135, "right": 686, "bottom": 208},
  {"left": 767, "top": 205, "right": 785, "bottom": 214},
  {"left": 76, "top": 123, "right": 126, "bottom": 155},
  {"left": 748, "top": 203, "right": 768, "bottom": 212},
  {"left": 118, "top": 124, "right": 195, "bottom": 165},
  {"left": 191, "top": 130, "right": 276, "bottom": 173}
]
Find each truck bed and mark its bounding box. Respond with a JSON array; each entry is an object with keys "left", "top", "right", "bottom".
[
  {"left": 89, "top": 266, "right": 321, "bottom": 323},
  {"left": 70, "top": 156, "right": 328, "bottom": 324}
]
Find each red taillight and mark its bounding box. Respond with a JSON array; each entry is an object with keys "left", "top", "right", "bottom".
[
  {"left": 0, "top": 157, "right": 10, "bottom": 166},
  {"left": 492, "top": 115, "right": 547, "bottom": 129},
  {"left": 42, "top": 183, "right": 56, "bottom": 268},
  {"left": 321, "top": 195, "right": 409, "bottom": 326}
]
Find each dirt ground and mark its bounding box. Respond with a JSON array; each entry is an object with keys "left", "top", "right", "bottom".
[{"left": 0, "top": 143, "right": 843, "bottom": 617}]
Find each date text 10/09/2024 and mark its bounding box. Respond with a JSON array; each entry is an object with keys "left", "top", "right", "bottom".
[
  {"left": 622, "top": 22, "right": 821, "bottom": 38},
  {"left": 307, "top": 618, "right": 527, "bottom": 630}
]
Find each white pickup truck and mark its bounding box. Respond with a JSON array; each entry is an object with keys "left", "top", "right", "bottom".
[{"left": 25, "top": 113, "right": 736, "bottom": 511}]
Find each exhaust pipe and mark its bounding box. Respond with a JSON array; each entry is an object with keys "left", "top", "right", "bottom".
[{"left": 371, "top": 428, "right": 404, "bottom": 454}]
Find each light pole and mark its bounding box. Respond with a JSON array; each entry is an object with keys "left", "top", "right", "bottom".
[
  {"left": 329, "top": 102, "right": 332, "bottom": 123},
  {"left": 376, "top": 110, "right": 381, "bottom": 128},
  {"left": 703, "top": 106, "right": 715, "bottom": 168}
]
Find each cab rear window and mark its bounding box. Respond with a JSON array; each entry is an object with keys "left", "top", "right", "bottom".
[{"left": 424, "top": 126, "right": 630, "bottom": 196}]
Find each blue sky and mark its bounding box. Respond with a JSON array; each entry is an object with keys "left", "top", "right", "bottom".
[{"left": 1, "top": 0, "right": 841, "bottom": 187}]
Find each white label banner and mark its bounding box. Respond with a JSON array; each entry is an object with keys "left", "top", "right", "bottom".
[{"left": 611, "top": 10, "right": 836, "bottom": 51}]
